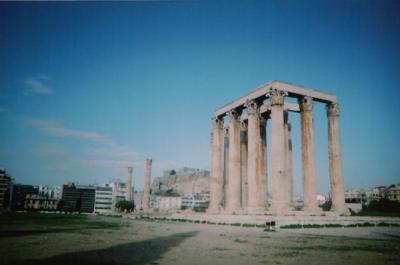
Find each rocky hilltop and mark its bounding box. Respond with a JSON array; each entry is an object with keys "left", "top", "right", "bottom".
[{"left": 151, "top": 167, "right": 210, "bottom": 195}]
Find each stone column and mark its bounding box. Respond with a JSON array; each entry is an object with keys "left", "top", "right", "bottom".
[
  {"left": 143, "top": 158, "right": 152, "bottom": 210},
  {"left": 125, "top": 166, "right": 133, "bottom": 201},
  {"left": 299, "top": 96, "right": 319, "bottom": 213},
  {"left": 269, "top": 89, "right": 289, "bottom": 215},
  {"left": 240, "top": 121, "right": 248, "bottom": 208},
  {"left": 326, "top": 102, "right": 348, "bottom": 215},
  {"left": 225, "top": 109, "right": 242, "bottom": 213},
  {"left": 208, "top": 117, "right": 223, "bottom": 213},
  {"left": 284, "top": 111, "right": 293, "bottom": 208},
  {"left": 259, "top": 115, "right": 268, "bottom": 207},
  {"left": 246, "top": 100, "right": 265, "bottom": 213},
  {"left": 223, "top": 126, "right": 229, "bottom": 208}
]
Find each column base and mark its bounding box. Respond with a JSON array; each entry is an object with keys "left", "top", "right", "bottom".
[
  {"left": 245, "top": 206, "right": 267, "bottom": 215},
  {"left": 331, "top": 206, "right": 351, "bottom": 216},
  {"left": 302, "top": 206, "right": 323, "bottom": 215},
  {"left": 206, "top": 207, "right": 221, "bottom": 214},
  {"left": 223, "top": 207, "right": 245, "bottom": 215},
  {"left": 270, "top": 203, "right": 292, "bottom": 216}
]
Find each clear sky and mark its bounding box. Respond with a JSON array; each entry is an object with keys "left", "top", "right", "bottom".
[{"left": 0, "top": 1, "right": 399, "bottom": 195}]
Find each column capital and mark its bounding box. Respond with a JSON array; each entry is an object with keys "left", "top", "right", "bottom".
[
  {"left": 299, "top": 96, "right": 313, "bottom": 112},
  {"left": 212, "top": 116, "right": 223, "bottom": 129},
  {"left": 227, "top": 109, "right": 241, "bottom": 121},
  {"left": 326, "top": 102, "right": 340, "bottom": 117},
  {"left": 223, "top": 126, "right": 229, "bottom": 137},
  {"left": 245, "top": 100, "right": 259, "bottom": 115},
  {"left": 267, "top": 89, "right": 287, "bottom": 106},
  {"left": 240, "top": 121, "right": 248, "bottom": 131}
]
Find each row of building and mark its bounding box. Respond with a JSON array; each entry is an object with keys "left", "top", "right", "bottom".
[
  {"left": 0, "top": 168, "right": 211, "bottom": 213},
  {"left": 344, "top": 184, "right": 400, "bottom": 204}
]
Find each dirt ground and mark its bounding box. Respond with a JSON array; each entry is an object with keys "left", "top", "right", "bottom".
[{"left": 0, "top": 213, "right": 399, "bottom": 265}]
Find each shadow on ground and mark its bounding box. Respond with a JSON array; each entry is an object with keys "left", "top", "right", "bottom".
[
  {"left": 13, "top": 231, "right": 198, "bottom": 265},
  {"left": 0, "top": 224, "right": 122, "bottom": 238}
]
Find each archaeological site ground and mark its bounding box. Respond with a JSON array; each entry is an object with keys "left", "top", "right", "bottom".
[{"left": 1, "top": 212, "right": 399, "bottom": 265}]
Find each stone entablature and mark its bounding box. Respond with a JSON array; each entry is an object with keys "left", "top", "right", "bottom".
[{"left": 208, "top": 80, "right": 348, "bottom": 216}]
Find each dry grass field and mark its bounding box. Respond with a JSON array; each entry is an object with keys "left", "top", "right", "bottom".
[{"left": 0, "top": 213, "right": 399, "bottom": 265}]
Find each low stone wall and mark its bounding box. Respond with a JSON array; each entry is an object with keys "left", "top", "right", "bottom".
[{"left": 131, "top": 212, "right": 400, "bottom": 228}]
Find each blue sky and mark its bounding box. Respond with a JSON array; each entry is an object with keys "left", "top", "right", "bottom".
[{"left": 0, "top": 1, "right": 399, "bottom": 194}]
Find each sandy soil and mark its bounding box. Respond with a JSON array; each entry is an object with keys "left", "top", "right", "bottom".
[{"left": 1, "top": 215, "right": 399, "bottom": 265}]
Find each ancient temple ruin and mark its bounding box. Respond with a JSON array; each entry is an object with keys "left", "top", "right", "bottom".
[{"left": 208, "top": 81, "right": 347, "bottom": 216}]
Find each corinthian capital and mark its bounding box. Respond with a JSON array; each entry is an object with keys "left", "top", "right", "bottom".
[
  {"left": 245, "top": 100, "right": 259, "bottom": 115},
  {"left": 267, "top": 89, "right": 287, "bottom": 106},
  {"left": 240, "top": 121, "right": 248, "bottom": 131},
  {"left": 212, "top": 116, "right": 223, "bottom": 129},
  {"left": 227, "top": 109, "right": 240, "bottom": 121},
  {"left": 299, "top": 96, "right": 313, "bottom": 112},
  {"left": 326, "top": 102, "right": 340, "bottom": 117}
]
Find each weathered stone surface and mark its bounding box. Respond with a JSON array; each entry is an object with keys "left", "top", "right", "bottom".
[
  {"left": 245, "top": 100, "right": 265, "bottom": 213},
  {"left": 143, "top": 159, "right": 152, "bottom": 210},
  {"left": 225, "top": 109, "right": 242, "bottom": 213},
  {"left": 210, "top": 81, "right": 347, "bottom": 217},
  {"left": 208, "top": 117, "right": 223, "bottom": 212},
  {"left": 300, "top": 96, "right": 320, "bottom": 213},
  {"left": 327, "top": 103, "right": 348, "bottom": 215},
  {"left": 125, "top": 166, "right": 133, "bottom": 201}
]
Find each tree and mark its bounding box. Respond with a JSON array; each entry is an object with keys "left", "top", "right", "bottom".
[{"left": 115, "top": 200, "right": 135, "bottom": 212}]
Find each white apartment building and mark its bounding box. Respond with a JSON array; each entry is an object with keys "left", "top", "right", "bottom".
[
  {"left": 94, "top": 185, "right": 113, "bottom": 213},
  {"left": 387, "top": 185, "right": 400, "bottom": 202},
  {"left": 181, "top": 192, "right": 209, "bottom": 209}
]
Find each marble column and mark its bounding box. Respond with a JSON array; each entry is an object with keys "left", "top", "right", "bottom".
[
  {"left": 269, "top": 89, "right": 289, "bottom": 215},
  {"left": 208, "top": 117, "right": 223, "bottom": 213},
  {"left": 326, "top": 102, "right": 348, "bottom": 215},
  {"left": 259, "top": 115, "right": 268, "bottom": 207},
  {"left": 246, "top": 100, "right": 265, "bottom": 213},
  {"left": 284, "top": 111, "right": 293, "bottom": 208},
  {"left": 300, "top": 96, "right": 319, "bottom": 213},
  {"left": 143, "top": 158, "right": 152, "bottom": 210},
  {"left": 226, "top": 109, "right": 242, "bottom": 213},
  {"left": 240, "top": 121, "right": 248, "bottom": 208},
  {"left": 223, "top": 126, "right": 229, "bottom": 208},
  {"left": 125, "top": 166, "right": 133, "bottom": 201}
]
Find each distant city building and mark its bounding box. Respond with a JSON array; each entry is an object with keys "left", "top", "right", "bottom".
[
  {"left": 109, "top": 179, "right": 134, "bottom": 210},
  {"left": 94, "top": 185, "right": 113, "bottom": 213},
  {"left": 316, "top": 193, "right": 326, "bottom": 206},
  {"left": 24, "top": 194, "right": 59, "bottom": 211},
  {"left": 11, "top": 184, "right": 39, "bottom": 211},
  {"left": 0, "top": 168, "right": 11, "bottom": 211},
  {"left": 38, "top": 185, "right": 62, "bottom": 199},
  {"left": 150, "top": 195, "right": 181, "bottom": 211},
  {"left": 344, "top": 189, "right": 367, "bottom": 203},
  {"left": 387, "top": 184, "right": 400, "bottom": 202},
  {"left": 134, "top": 191, "right": 144, "bottom": 210},
  {"left": 110, "top": 180, "right": 127, "bottom": 210},
  {"left": 181, "top": 192, "right": 209, "bottom": 209},
  {"left": 61, "top": 183, "right": 95, "bottom": 213}
]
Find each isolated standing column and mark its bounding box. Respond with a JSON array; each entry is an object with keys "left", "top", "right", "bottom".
[
  {"left": 143, "top": 158, "right": 152, "bottom": 210},
  {"left": 125, "top": 166, "right": 133, "bottom": 201}
]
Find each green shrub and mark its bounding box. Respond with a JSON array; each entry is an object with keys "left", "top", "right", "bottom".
[{"left": 115, "top": 200, "right": 135, "bottom": 212}]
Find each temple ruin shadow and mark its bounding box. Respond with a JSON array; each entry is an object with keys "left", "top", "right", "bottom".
[{"left": 14, "top": 231, "right": 198, "bottom": 265}]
